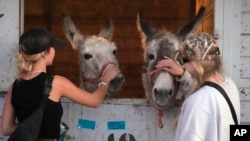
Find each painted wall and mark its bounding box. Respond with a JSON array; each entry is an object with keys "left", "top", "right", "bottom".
[
  {"left": 239, "top": 0, "right": 250, "bottom": 124},
  {"left": 0, "top": 0, "right": 20, "bottom": 92},
  {"left": 60, "top": 98, "right": 178, "bottom": 141},
  {"left": 0, "top": 0, "right": 22, "bottom": 140}
]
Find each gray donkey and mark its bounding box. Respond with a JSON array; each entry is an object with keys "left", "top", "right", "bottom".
[
  {"left": 61, "top": 14, "right": 125, "bottom": 96},
  {"left": 137, "top": 7, "right": 205, "bottom": 128}
]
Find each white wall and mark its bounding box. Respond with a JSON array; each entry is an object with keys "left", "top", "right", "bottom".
[
  {"left": 0, "top": 0, "right": 22, "bottom": 92},
  {"left": 239, "top": 0, "right": 250, "bottom": 123},
  {"left": 0, "top": 0, "right": 22, "bottom": 140},
  {"left": 61, "top": 98, "right": 178, "bottom": 141}
]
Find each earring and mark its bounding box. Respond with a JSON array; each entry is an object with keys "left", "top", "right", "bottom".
[{"left": 41, "top": 52, "right": 45, "bottom": 57}]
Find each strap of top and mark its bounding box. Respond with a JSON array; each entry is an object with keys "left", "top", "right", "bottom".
[
  {"left": 39, "top": 75, "right": 54, "bottom": 110},
  {"left": 203, "top": 81, "right": 238, "bottom": 125}
]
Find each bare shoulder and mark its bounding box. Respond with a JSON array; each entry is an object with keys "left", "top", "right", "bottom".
[
  {"left": 49, "top": 75, "right": 76, "bottom": 101},
  {"left": 52, "top": 75, "right": 77, "bottom": 90},
  {"left": 51, "top": 75, "right": 78, "bottom": 96},
  {"left": 52, "top": 75, "right": 73, "bottom": 85}
]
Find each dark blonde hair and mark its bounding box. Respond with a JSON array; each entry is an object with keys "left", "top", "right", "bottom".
[
  {"left": 17, "top": 52, "right": 42, "bottom": 78},
  {"left": 191, "top": 55, "right": 223, "bottom": 91},
  {"left": 17, "top": 47, "right": 51, "bottom": 78}
]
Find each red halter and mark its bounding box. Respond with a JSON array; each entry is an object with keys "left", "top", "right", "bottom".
[{"left": 82, "top": 61, "right": 116, "bottom": 86}]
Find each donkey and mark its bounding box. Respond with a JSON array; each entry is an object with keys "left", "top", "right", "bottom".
[
  {"left": 137, "top": 7, "right": 205, "bottom": 128},
  {"left": 61, "top": 14, "right": 125, "bottom": 96}
]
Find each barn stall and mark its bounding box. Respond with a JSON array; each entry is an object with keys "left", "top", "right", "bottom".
[{"left": 0, "top": 0, "right": 249, "bottom": 141}]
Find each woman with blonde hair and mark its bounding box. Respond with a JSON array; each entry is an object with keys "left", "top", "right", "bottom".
[
  {"left": 156, "top": 32, "right": 240, "bottom": 141},
  {"left": 1, "top": 27, "right": 120, "bottom": 140}
]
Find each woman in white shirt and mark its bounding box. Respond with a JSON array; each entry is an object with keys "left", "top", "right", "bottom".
[{"left": 156, "top": 32, "right": 240, "bottom": 141}]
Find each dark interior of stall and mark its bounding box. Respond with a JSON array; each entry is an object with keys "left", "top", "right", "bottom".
[{"left": 24, "top": 0, "right": 214, "bottom": 98}]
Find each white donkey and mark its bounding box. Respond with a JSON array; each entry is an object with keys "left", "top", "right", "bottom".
[{"left": 61, "top": 14, "right": 125, "bottom": 96}]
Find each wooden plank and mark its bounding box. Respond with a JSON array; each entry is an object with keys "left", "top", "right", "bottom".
[
  {"left": 240, "top": 102, "right": 250, "bottom": 122},
  {"left": 241, "top": 12, "right": 250, "bottom": 34},
  {"left": 242, "top": 0, "right": 250, "bottom": 11},
  {"left": 240, "top": 56, "right": 250, "bottom": 78},
  {"left": 240, "top": 35, "right": 250, "bottom": 56},
  {"left": 239, "top": 87, "right": 250, "bottom": 101},
  {"left": 51, "top": 0, "right": 193, "bottom": 19}
]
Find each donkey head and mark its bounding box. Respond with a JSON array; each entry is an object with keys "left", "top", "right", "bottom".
[
  {"left": 61, "top": 14, "right": 125, "bottom": 95},
  {"left": 137, "top": 7, "right": 205, "bottom": 110}
]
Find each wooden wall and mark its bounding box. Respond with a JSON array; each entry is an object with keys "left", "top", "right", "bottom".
[
  {"left": 196, "top": 0, "right": 214, "bottom": 34},
  {"left": 24, "top": 0, "right": 196, "bottom": 98}
]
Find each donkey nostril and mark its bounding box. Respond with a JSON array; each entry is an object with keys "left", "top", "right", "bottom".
[
  {"left": 154, "top": 88, "right": 173, "bottom": 97},
  {"left": 119, "top": 75, "right": 125, "bottom": 82},
  {"left": 117, "top": 75, "right": 125, "bottom": 82},
  {"left": 154, "top": 88, "right": 159, "bottom": 97},
  {"left": 168, "top": 89, "right": 173, "bottom": 96},
  {"left": 110, "top": 74, "right": 125, "bottom": 84}
]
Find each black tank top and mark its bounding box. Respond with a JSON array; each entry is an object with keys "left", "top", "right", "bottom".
[{"left": 11, "top": 72, "right": 63, "bottom": 139}]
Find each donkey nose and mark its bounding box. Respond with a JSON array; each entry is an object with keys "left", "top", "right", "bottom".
[
  {"left": 108, "top": 73, "right": 125, "bottom": 91},
  {"left": 110, "top": 73, "right": 125, "bottom": 84},
  {"left": 154, "top": 88, "right": 173, "bottom": 97}
]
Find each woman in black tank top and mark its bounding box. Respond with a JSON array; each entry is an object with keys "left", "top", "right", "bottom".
[{"left": 1, "top": 27, "right": 120, "bottom": 140}]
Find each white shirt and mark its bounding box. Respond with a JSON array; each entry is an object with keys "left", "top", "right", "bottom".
[{"left": 175, "top": 77, "right": 240, "bottom": 141}]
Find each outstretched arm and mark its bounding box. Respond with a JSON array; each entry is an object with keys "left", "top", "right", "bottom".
[{"left": 50, "top": 65, "right": 120, "bottom": 107}]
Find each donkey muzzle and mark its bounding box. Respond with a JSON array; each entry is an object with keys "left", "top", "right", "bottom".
[{"left": 108, "top": 73, "right": 125, "bottom": 92}]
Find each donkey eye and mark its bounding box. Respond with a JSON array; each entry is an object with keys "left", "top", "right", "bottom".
[
  {"left": 148, "top": 54, "right": 155, "bottom": 60},
  {"left": 84, "top": 53, "right": 92, "bottom": 59},
  {"left": 113, "top": 50, "right": 117, "bottom": 55}
]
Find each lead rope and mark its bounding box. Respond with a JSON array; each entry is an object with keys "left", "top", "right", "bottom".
[
  {"left": 147, "top": 67, "right": 179, "bottom": 128},
  {"left": 157, "top": 110, "right": 164, "bottom": 128},
  {"left": 147, "top": 67, "right": 165, "bottom": 128}
]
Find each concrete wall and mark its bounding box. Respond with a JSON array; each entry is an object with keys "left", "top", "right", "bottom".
[
  {"left": 0, "top": 1, "right": 22, "bottom": 140},
  {"left": 0, "top": 0, "right": 20, "bottom": 92}
]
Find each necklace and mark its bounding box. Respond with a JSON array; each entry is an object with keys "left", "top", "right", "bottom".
[{"left": 29, "top": 70, "right": 46, "bottom": 74}]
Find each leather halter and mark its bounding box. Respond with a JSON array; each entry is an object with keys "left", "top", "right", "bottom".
[
  {"left": 82, "top": 61, "right": 116, "bottom": 86},
  {"left": 147, "top": 67, "right": 179, "bottom": 128}
]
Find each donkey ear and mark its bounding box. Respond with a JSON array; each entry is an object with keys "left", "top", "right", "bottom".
[
  {"left": 61, "top": 13, "right": 84, "bottom": 50},
  {"left": 136, "top": 9, "right": 156, "bottom": 40},
  {"left": 99, "top": 18, "right": 113, "bottom": 41},
  {"left": 175, "top": 6, "right": 206, "bottom": 41}
]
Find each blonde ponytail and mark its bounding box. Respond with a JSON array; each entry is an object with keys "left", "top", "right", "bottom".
[{"left": 17, "top": 52, "right": 42, "bottom": 78}]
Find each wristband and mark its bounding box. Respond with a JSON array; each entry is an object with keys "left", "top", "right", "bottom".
[{"left": 98, "top": 82, "right": 107, "bottom": 87}]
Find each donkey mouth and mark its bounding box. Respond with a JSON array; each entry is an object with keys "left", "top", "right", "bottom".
[
  {"left": 156, "top": 103, "right": 169, "bottom": 109},
  {"left": 154, "top": 99, "right": 170, "bottom": 109}
]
